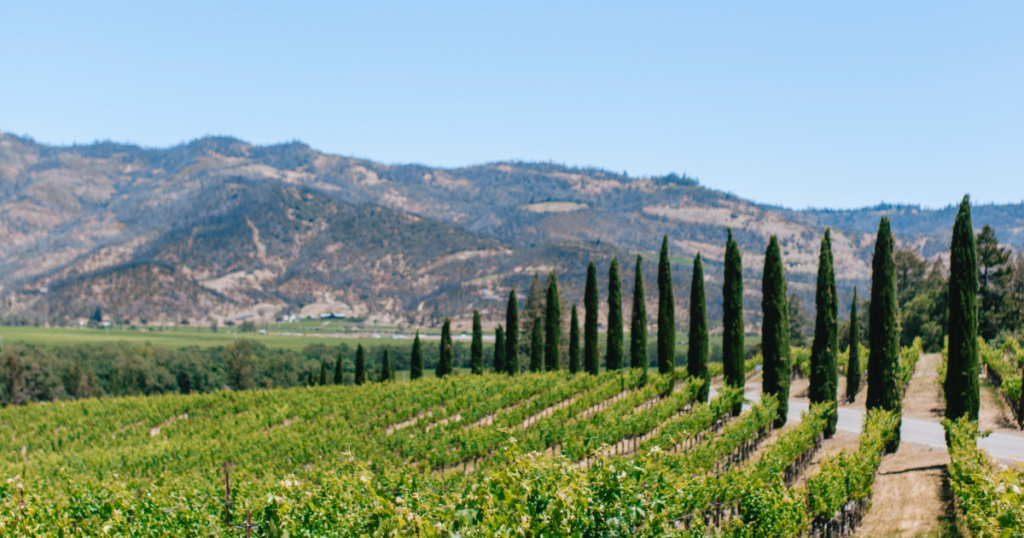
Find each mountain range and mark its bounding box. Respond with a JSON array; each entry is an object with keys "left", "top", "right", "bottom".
[{"left": 2, "top": 130, "right": 1021, "bottom": 331}]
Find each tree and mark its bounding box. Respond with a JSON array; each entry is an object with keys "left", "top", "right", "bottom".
[
  {"left": 471, "top": 310, "right": 484, "bottom": 375},
  {"left": 224, "top": 339, "right": 255, "bottom": 390},
  {"left": 761, "top": 236, "right": 791, "bottom": 426},
  {"left": 606, "top": 258, "right": 624, "bottom": 371},
  {"left": 355, "top": 344, "right": 367, "bottom": 385},
  {"left": 506, "top": 288, "right": 520, "bottom": 375},
  {"left": 380, "top": 349, "right": 393, "bottom": 382},
  {"left": 545, "top": 272, "right": 562, "bottom": 371},
  {"left": 92, "top": 307, "right": 102, "bottom": 323},
  {"left": 494, "top": 325, "right": 506, "bottom": 374},
  {"left": 410, "top": 333, "right": 423, "bottom": 380},
  {"left": 723, "top": 229, "right": 745, "bottom": 416},
  {"left": 319, "top": 361, "right": 328, "bottom": 386},
  {"left": 945, "top": 196, "right": 980, "bottom": 423},
  {"left": 523, "top": 273, "right": 545, "bottom": 356},
  {"left": 688, "top": 253, "right": 710, "bottom": 403},
  {"left": 584, "top": 262, "right": 600, "bottom": 375},
  {"left": 809, "top": 229, "right": 839, "bottom": 437},
  {"left": 976, "top": 224, "right": 1010, "bottom": 341},
  {"left": 630, "top": 255, "right": 648, "bottom": 370},
  {"left": 894, "top": 248, "right": 929, "bottom": 307},
  {"left": 437, "top": 318, "right": 453, "bottom": 378},
  {"left": 657, "top": 236, "right": 676, "bottom": 375},
  {"left": 867, "top": 216, "right": 902, "bottom": 451},
  {"left": 4, "top": 352, "right": 26, "bottom": 405},
  {"left": 569, "top": 305, "right": 581, "bottom": 374},
  {"left": 530, "top": 316, "right": 543, "bottom": 372},
  {"left": 334, "top": 350, "right": 344, "bottom": 385},
  {"left": 788, "top": 293, "right": 810, "bottom": 348},
  {"left": 846, "top": 287, "right": 861, "bottom": 402}
]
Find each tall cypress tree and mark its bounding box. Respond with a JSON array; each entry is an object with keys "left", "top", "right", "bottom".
[
  {"left": 607, "top": 257, "right": 624, "bottom": 370},
  {"left": 319, "top": 361, "right": 328, "bottom": 386},
  {"left": 688, "top": 253, "right": 710, "bottom": 403},
  {"left": 333, "top": 351, "right": 344, "bottom": 385},
  {"left": 494, "top": 326, "right": 506, "bottom": 374},
  {"left": 630, "top": 255, "right": 648, "bottom": 369},
  {"left": 846, "top": 287, "right": 862, "bottom": 402},
  {"left": 761, "top": 236, "right": 791, "bottom": 427},
  {"left": 410, "top": 332, "right": 424, "bottom": 380},
  {"left": 657, "top": 236, "right": 676, "bottom": 374},
  {"left": 945, "top": 196, "right": 980, "bottom": 422},
  {"left": 506, "top": 288, "right": 519, "bottom": 375},
  {"left": 569, "top": 305, "right": 581, "bottom": 374},
  {"left": 545, "top": 272, "right": 562, "bottom": 371},
  {"left": 867, "top": 216, "right": 902, "bottom": 451},
  {"left": 530, "top": 316, "right": 543, "bottom": 372},
  {"left": 380, "top": 349, "right": 393, "bottom": 382},
  {"left": 809, "top": 229, "right": 839, "bottom": 437},
  {"left": 723, "top": 229, "right": 746, "bottom": 416},
  {"left": 471, "top": 310, "right": 484, "bottom": 375},
  {"left": 437, "top": 318, "right": 453, "bottom": 378},
  {"left": 584, "top": 262, "right": 600, "bottom": 375},
  {"left": 354, "top": 344, "right": 366, "bottom": 385}
]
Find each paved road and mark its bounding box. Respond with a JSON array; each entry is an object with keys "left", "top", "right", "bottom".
[{"left": 712, "top": 387, "right": 1024, "bottom": 462}]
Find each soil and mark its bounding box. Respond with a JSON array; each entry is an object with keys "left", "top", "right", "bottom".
[
  {"left": 979, "top": 377, "right": 1021, "bottom": 432},
  {"left": 903, "top": 353, "right": 945, "bottom": 421}
]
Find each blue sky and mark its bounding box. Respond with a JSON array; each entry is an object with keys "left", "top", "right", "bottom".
[{"left": 1, "top": 1, "right": 1021, "bottom": 209}]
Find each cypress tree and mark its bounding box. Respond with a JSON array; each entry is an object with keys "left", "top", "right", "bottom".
[
  {"left": 333, "top": 351, "right": 344, "bottom": 385},
  {"left": 657, "top": 236, "right": 676, "bottom": 374},
  {"left": 319, "top": 361, "right": 328, "bottom": 386},
  {"left": 945, "top": 196, "right": 980, "bottom": 422},
  {"left": 723, "top": 229, "right": 746, "bottom": 416},
  {"left": 545, "top": 272, "right": 562, "bottom": 371},
  {"left": 471, "top": 310, "right": 484, "bottom": 375},
  {"left": 630, "top": 255, "right": 648, "bottom": 369},
  {"left": 867, "top": 216, "right": 902, "bottom": 451},
  {"left": 809, "top": 229, "right": 839, "bottom": 437},
  {"left": 494, "top": 326, "right": 506, "bottom": 374},
  {"left": 530, "top": 316, "right": 543, "bottom": 372},
  {"left": 606, "top": 257, "right": 624, "bottom": 371},
  {"left": 584, "top": 262, "right": 600, "bottom": 375},
  {"left": 569, "top": 305, "right": 581, "bottom": 374},
  {"left": 846, "top": 287, "right": 862, "bottom": 402},
  {"left": 355, "top": 344, "right": 366, "bottom": 385},
  {"left": 410, "top": 332, "right": 424, "bottom": 380},
  {"left": 307, "top": 371, "right": 315, "bottom": 387},
  {"left": 688, "top": 253, "right": 710, "bottom": 403},
  {"left": 506, "top": 289, "right": 520, "bottom": 375},
  {"left": 380, "top": 349, "right": 393, "bottom": 382},
  {"left": 761, "top": 236, "right": 792, "bottom": 427},
  {"left": 437, "top": 318, "right": 453, "bottom": 378}
]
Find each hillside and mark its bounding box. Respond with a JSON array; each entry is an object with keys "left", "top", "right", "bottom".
[{"left": 2, "top": 130, "right": 1021, "bottom": 327}]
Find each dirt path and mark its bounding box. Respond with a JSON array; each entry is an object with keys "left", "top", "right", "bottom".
[
  {"left": 855, "top": 352, "right": 960, "bottom": 537},
  {"left": 979, "top": 377, "right": 1021, "bottom": 432}
]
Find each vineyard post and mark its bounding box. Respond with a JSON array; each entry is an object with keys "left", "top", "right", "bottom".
[
  {"left": 223, "top": 463, "right": 233, "bottom": 525},
  {"left": 236, "top": 509, "right": 257, "bottom": 538}
]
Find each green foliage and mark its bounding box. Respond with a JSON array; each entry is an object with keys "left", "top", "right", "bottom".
[
  {"left": 809, "top": 229, "right": 839, "bottom": 437},
  {"left": 630, "top": 255, "right": 648, "bottom": 370},
  {"left": 437, "top": 318, "right": 453, "bottom": 378},
  {"left": 606, "top": 257, "right": 624, "bottom": 371},
  {"left": 846, "top": 288, "right": 862, "bottom": 401},
  {"left": 944, "top": 416, "right": 1024, "bottom": 536},
  {"left": 568, "top": 306, "right": 580, "bottom": 374},
  {"left": 225, "top": 339, "right": 255, "bottom": 390},
  {"left": 355, "top": 344, "right": 366, "bottom": 385},
  {"left": 410, "top": 332, "right": 424, "bottom": 380},
  {"left": 657, "top": 236, "right": 676, "bottom": 375},
  {"left": 471, "top": 311, "right": 484, "bottom": 375},
  {"left": 333, "top": 350, "right": 344, "bottom": 385},
  {"left": 723, "top": 229, "right": 745, "bottom": 415},
  {"left": 946, "top": 195, "right": 981, "bottom": 422},
  {"left": 493, "top": 326, "right": 505, "bottom": 375},
  {"left": 544, "top": 273, "right": 561, "bottom": 372},
  {"left": 530, "top": 316, "right": 543, "bottom": 372},
  {"left": 319, "top": 360, "right": 328, "bottom": 386},
  {"left": 380, "top": 348, "right": 393, "bottom": 382},
  {"left": 584, "top": 261, "right": 600, "bottom": 376},
  {"left": 867, "top": 216, "right": 902, "bottom": 450},
  {"left": 761, "top": 236, "right": 791, "bottom": 426},
  {"left": 689, "top": 253, "right": 710, "bottom": 403},
  {"left": 505, "top": 288, "right": 519, "bottom": 375}
]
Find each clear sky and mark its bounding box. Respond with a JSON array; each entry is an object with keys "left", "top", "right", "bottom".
[{"left": 1, "top": 1, "right": 1021, "bottom": 209}]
